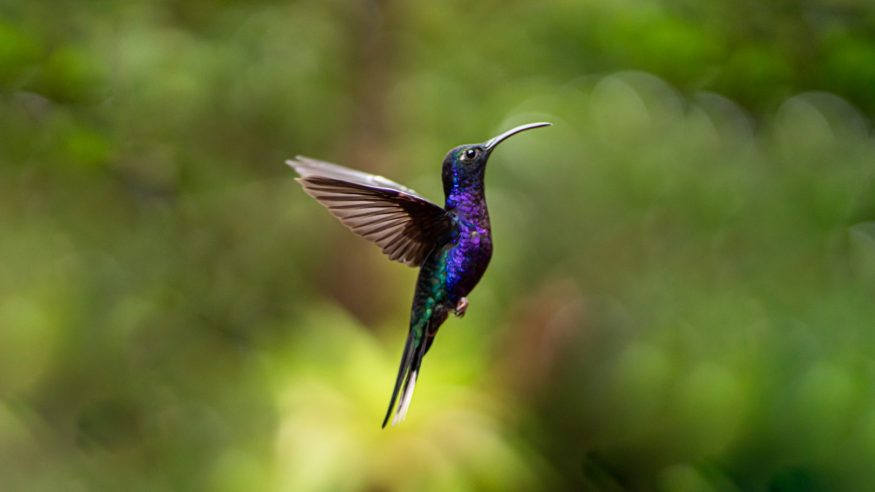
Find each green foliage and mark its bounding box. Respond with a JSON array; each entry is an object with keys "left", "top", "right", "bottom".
[{"left": 2, "top": 0, "right": 875, "bottom": 490}]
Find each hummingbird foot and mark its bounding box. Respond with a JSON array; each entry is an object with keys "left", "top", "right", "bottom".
[{"left": 454, "top": 297, "right": 468, "bottom": 317}]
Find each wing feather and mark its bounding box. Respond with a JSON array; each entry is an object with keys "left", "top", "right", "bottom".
[
  {"left": 287, "top": 157, "right": 454, "bottom": 267},
  {"left": 291, "top": 155, "right": 419, "bottom": 194}
]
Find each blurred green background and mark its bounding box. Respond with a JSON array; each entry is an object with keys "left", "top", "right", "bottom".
[{"left": 2, "top": 0, "right": 875, "bottom": 490}]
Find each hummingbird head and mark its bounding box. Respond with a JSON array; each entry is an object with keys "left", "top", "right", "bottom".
[{"left": 442, "top": 122, "right": 552, "bottom": 197}]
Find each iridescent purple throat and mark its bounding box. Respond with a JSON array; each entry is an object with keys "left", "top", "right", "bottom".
[{"left": 443, "top": 167, "right": 493, "bottom": 301}]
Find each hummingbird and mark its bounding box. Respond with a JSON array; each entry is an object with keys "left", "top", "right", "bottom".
[{"left": 287, "top": 122, "right": 552, "bottom": 427}]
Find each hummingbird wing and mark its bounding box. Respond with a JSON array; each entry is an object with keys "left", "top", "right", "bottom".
[
  {"left": 289, "top": 155, "right": 425, "bottom": 203},
  {"left": 288, "top": 156, "right": 454, "bottom": 267}
]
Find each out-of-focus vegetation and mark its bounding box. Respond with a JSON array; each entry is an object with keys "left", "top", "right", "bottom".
[{"left": 2, "top": 0, "right": 875, "bottom": 490}]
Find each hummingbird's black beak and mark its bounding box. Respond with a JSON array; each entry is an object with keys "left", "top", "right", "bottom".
[{"left": 484, "top": 122, "right": 552, "bottom": 152}]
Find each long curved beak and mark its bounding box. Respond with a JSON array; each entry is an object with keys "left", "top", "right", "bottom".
[{"left": 484, "top": 122, "right": 552, "bottom": 151}]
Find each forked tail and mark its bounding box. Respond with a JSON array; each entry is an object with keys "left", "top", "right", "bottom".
[{"left": 381, "top": 330, "right": 429, "bottom": 428}]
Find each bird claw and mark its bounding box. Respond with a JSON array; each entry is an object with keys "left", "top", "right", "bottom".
[{"left": 454, "top": 297, "right": 468, "bottom": 317}]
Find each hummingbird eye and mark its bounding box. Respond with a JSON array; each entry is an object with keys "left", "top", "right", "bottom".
[{"left": 463, "top": 148, "right": 478, "bottom": 160}]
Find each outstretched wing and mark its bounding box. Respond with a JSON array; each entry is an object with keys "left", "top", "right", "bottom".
[
  {"left": 287, "top": 156, "right": 454, "bottom": 267},
  {"left": 291, "top": 156, "right": 420, "bottom": 194}
]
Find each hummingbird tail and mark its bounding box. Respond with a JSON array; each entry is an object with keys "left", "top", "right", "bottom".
[
  {"left": 382, "top": 304, "right": 448, "bottom": 428},
  {"left": 382, "top": 332, "right": 415, "bottom": 428},
  {"left": 381, "top": 330, "right": 429, "bottom": 428},
  {"left": 392, "top": 369, "right": 418, "bottom": 426},
  {"left": 392, "top": 339, "right": 429, "bottom": 426}
]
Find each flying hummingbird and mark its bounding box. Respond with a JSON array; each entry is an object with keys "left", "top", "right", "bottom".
[{"left": 287, "top": 122, "right": 552, "bottom": 427}]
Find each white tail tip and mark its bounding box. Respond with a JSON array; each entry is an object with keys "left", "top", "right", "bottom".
[{"left": 391, "top": 370, "right": 418, "bottom": 426}]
